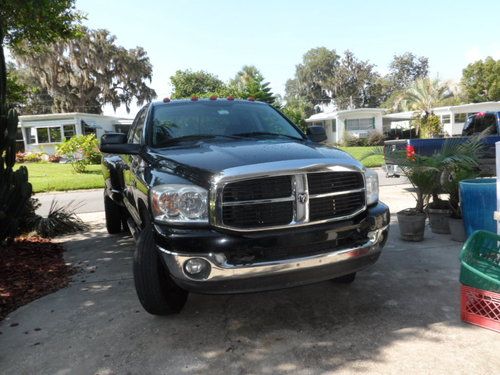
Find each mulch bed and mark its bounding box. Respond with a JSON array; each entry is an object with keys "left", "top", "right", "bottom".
[{"left": 0, "top": 236, "right": 75, "bottom": 320}]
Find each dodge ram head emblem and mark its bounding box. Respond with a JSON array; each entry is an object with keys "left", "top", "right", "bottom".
[{"left": 298, "top": 192, "right": 308, "bottom": 203}]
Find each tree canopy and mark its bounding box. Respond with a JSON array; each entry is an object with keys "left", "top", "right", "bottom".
[
  {"left": 13, "top": 28, "right": 157, "bottom": 113},
  {"left": 169, "top": 65, "right": 276, "bottom": 104},
  {"left": 229, "top": 65, "right": 275, "bottom": 104},
  {"left": 388, "top": 52, "right": 429, "bottom": 92},
  {"left": 0, "top": 0, "right": 82, "bottom": 106},
  {"left": 285, "top": 48, "right": 382, "bottom": 111},
  {"left": 461, "top": 57, "right": 500, "bottom": 102},
  {"left": 170, "top": 69, "right": 225, "bottom": 99}
]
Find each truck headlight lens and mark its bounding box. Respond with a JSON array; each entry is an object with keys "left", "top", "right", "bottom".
[
  {"left": 151, "top": 184, "right": 208, "bottom": 223},
  {"left": 365, "top": 169, "right": 379, "bottom": 205}
]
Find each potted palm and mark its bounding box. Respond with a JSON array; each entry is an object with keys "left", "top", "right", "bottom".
[
  {"left": 395, "top": 155, "right": 437, "bottom": 241},
  {"left": 363, "top": 147, "right": 437, "bottom": 241},
  {"left": 438, "top": 138, "right": 484, "bottom": 241}
]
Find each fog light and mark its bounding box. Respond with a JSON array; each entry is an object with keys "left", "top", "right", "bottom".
[{"left": 184, "top": 258, "right": 211, "bottom": 279}]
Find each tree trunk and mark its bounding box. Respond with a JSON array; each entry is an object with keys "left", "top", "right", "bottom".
[{"left": 416, "top": 191, "right": 424, "bottom": 213}]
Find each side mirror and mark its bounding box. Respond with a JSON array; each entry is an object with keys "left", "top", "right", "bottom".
[
  {"left": 100, "top": 133, "right": 140, "bottom": 154},
  {"left": 307, "top": 125, "right": 327, "bottom": 142}
]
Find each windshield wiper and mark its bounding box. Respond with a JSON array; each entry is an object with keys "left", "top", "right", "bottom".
[{"left": 233, "top": 132, "right": 304, "bottom": 141}]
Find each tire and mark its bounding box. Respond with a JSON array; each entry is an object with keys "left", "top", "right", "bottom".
[
  {"left": 331, "top": 272, "right": 356, "bottom": 284},
  {"left": 104, "top": 192, "right": 122, "bottom": 234},
  {"left": 133, "top": 223, "right": 188, "bottom": 315}
]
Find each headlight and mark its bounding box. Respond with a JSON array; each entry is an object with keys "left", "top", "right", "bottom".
[
  {"left": 365, "top": 168, "right": 379, "bottom": 205},
  {"left": 151, "top": 184, "right": 208, "bottom": 224}
]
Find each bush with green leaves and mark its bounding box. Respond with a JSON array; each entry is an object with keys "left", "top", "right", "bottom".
[
  {"left": 342, "top": 133, "right": 367, "bottom": 147},
  {"left": 366, "top": 131, "right": 386, "bottom": 146},
  {"left": 415, "top": 113, "right": 442, "bottom": 138},
  {"left": 57, "top": 134, "right": 101, "bottom": 173}
]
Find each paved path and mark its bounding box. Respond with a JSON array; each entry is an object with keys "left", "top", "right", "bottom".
[
  {"left": 1, "top": 185, "right": 499, "bottom": 374},
  {"left": 35, "top": 189, "right": 103, "bottom": 216}
]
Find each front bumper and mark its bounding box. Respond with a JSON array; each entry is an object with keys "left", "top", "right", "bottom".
[{"left": 155, "top": 202, "right": 390, "bottom": 294}]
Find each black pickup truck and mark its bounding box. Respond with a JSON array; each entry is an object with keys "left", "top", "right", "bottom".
[{"left": 100, "top": 98, "right": 390, "bottom": 315}]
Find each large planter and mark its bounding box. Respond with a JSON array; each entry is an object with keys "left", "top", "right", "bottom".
[
  {"left": 428, "top": 208, "right": 451, "bottom": 234},
  {"left": 460, "top": 178, "right": 496, "bottom": 236},
  {"left": 397, "top": 210, "right": 427, "bottom": 241},
  {"left": 448, "top": 217, "right": 466, "bottom": 242}
]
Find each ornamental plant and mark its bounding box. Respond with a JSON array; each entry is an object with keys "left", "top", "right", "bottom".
[{"left": 56, "top": 134, "right": 101, "bottom": 173}]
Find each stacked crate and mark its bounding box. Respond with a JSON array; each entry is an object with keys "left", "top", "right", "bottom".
[{"left": 459, "top": 230, "right": 500, "bottom": 332}]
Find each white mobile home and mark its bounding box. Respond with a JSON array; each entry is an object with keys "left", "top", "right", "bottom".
[
  {"left": 306, "top": 108, "right": 385, "bottom": 144},
  {"left": 18, "top": 113, "right": 133, "bottom": 154},
  {"left": 383, "top": 101, "right": 500, "bottom": 136}
]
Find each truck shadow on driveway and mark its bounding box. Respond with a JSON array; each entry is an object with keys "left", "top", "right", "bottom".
[{"left": 0, "top": 222, "right": 498, "bottom": 374}]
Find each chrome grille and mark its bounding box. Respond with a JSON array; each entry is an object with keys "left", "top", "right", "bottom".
[{"left": 217, "top": 168, "right": 366, "bottom": 231}]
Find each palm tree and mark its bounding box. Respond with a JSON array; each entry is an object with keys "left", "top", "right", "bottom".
[
  {"left": 389, "top": 78, "right": 453, "bottom": 136},
  {"left": 404, "top": 78, "right": 452, "bottom": 114}
]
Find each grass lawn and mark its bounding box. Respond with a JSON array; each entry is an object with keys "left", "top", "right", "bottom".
[
  {"left": 339, "top": 146, "right": 384, "bottom": 168},
  {"left": 15, "top": 163, "right": 104, "bottom": 193}
]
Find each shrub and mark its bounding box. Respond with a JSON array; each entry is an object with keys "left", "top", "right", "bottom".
[
  {"left": 57, "top": 134, "right": 101, "bottom": 173},
  {"left": 48, "top": 154, "right": 62, "bottom": 163},
  {"left": 366, "top": 131, "right": 386, "bottom": 146},
  {"left": 342, "top": 133, "right": 367, "bottom": 147},
  {"left": 30, "top": 200, "right": 88, "bottom": 238},
  {"left": 16, "top": 152, "right": 26, "bottom": 163},
  {"left": 415, "top": 113, "right": 442, "bottom": 138},
  {"left": 24, "top": 152, "right": 43, "bottom": 162}
]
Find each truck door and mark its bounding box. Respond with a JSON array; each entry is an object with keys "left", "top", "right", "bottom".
[{"left": 123, "top": 106, "right": 148, "bottom": 225}]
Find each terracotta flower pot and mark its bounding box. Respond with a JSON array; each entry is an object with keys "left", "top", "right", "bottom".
[{"left": 397, "top": 210, "right": 427, "bottom": 242}]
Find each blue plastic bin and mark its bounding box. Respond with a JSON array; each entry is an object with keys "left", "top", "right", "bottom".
[{"left": 460, "top": 178, "right": 497, "bottom": 237}]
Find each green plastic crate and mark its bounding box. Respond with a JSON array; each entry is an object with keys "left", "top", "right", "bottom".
[{"left": 460, "top": 230, "right": 500, "bottom": 293}]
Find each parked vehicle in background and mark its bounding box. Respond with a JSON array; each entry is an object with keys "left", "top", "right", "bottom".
[
  {"left": 100, "top": 98, "right": 390, "bottom": 315},
  {"left": 384, "top": 112, "right": 500, "bottom": 177}
]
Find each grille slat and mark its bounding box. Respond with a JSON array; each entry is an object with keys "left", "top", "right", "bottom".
[
  {"left": 223, "top": 175, "right": 292, "bottom": 202},
  {"left": 222, "top": 201, "right": 293, "bottom": 228},
  {"left": 307, "top": 172, "right": 364, "bottom": 195},
  {"left": 309, "top": 192, "right": 365, "bottom": 221}
]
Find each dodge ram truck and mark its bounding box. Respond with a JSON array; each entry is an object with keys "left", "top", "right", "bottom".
[{"left": 100, "top": 98, "right": 390, "bottom": 315}]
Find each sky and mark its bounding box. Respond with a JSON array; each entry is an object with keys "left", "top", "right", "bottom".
[{"left": 75, "top": 0, "right": 500, "bottom": 117}]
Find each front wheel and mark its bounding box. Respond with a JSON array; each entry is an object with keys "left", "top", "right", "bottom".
[
  {"left": 133, "top": 223, "right": 188, "bottom": 315},
  {"left": 331, "top": 272, "right": 356, "bottom": 284}
]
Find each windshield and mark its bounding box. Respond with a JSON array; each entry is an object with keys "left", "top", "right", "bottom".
[
  {"left": 463, "top": 112, "right": 498, "bottom": 136},
  {"left": 150, "top": 101, "right": 304, "bottom": 147}
]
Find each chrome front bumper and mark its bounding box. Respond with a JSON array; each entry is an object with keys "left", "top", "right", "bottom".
[{"left": 158, "top": 225, "right": 388, "bottom": 285}]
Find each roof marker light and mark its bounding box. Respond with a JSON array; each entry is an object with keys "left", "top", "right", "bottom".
[
  {"left": 227, "top": 96, "right": 234, "bottom": 101},
  {"left": 163, "top": 97, "right": 171, "bottom": 103},
  {"left": 247, "top": 96, "right": 255, "bottom": 101},
  {"left": 191, "top": 95, "right": 199, "bottom": 101},
  {"left": 209, "top": 95, "right": 218, "bottom": 100}
]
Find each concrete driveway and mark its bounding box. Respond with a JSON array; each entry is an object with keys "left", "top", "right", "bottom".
[{"left": 1, "top": 188, "right": 499, "bottom": 374}]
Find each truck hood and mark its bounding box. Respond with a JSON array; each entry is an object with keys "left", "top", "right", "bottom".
[{"left": 148, "top": 139, "right": 363, "bottom": 187}]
